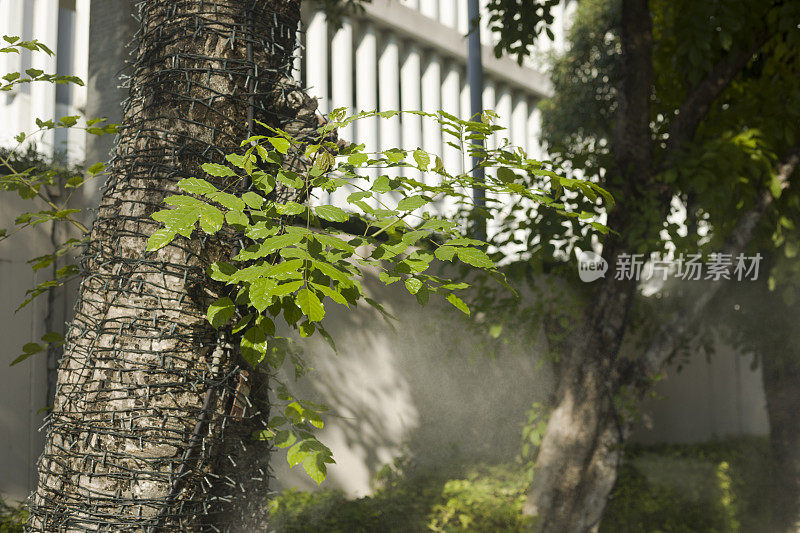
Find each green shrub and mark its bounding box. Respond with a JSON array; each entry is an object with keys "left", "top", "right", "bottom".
[
  {"left": 427, "top": 465, "right": 532, "bottom": 532},
  {"left": 269, "top": 463, "right": 529, "bottom": 532},
  {"left": 269, "top": 438, "right": 771, "bottom": 532},
  {"left": 602, "top": 437, "right": 772, "bottom": 532},
  {"left": 0, "top": 497, "right": 26, "bottom": 533}
]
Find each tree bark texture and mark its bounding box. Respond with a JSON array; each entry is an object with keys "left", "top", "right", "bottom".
[
  {"left": 26, "top": 1, "right": 316, "bottom": 530},
  {"left": 523, "top": 0, "right": 654, "bottom": 530}
]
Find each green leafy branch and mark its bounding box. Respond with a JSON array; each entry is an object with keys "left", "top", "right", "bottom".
[
  {"left": 0, "top": 35, "right": 83, "bottom": 92},
  {"left": 147, "top": 109, "right": 611, "bottom": 483}
]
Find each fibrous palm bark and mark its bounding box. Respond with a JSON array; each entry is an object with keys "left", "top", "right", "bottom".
[{"left": 27, "top": 1, "right": 320, "bottom": 530}]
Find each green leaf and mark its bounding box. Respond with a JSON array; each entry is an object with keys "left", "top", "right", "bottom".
[
  {"left": 248, "top": 278, "right": 277, "bottom": 312},
  {"left": 23, "top": 342, "right": 43, "bottom": 354},
  {"left": 241, "top": 325, "right": 269, "bottom": 367},
  {"left": 413, "top": 149, "right": 430, "bottom": 170},
  {"left": 273, "top": 430, "right": 297, "bottom": 448},
  {"left": 225, "top": 210, "right": 249, "bottom": 227},
  {"left": 276, "top": 170, "right": 304, "bottom": 188},
  {"left": 273, "top": 280, "right": 304, "bottom": 297},
  {"left": 198, "top": 204, "right": 224, "bottom": 234},
  {"left": 296, "top": 288, "right": 325, "bottom": 322},
  {"left": 58, "top": 115, "right": 78, "bottom": 127},
  {"left": 446, "top": 293, "right": 470, "bottom": 316},
  {"left": 347, "top": 191, "right": 373, "bottom": 203},
  {"left": 415, "top": 285, "right": 429, "bottom": 306},
  {"left": 232, "top": 314, "right": 253, "bottom": 334},
  {"left": 275, "top": 201, "right": 306, "bottom": 215},
  {"left": 311, "top": 260, "right": 353, "bottom": 287},
  {"left": 178, "top": 177, "right": 218, "bottom": 195},
  {"left": 370, "top": 175, "right": 391, "bottom": 193},
  {"left": 397, "top": 195, "right": 428, "bottom": 211},
  {"left": 87, "top": 162, "right": 106, "bottom": 175},
  {"left": 496, "top": 167, "right": 517, "bottom": 183},
  {"left": 41, "top": 332, "right": 64, "bottom": 344},
  {"left": 236, "top": 233, "right": 303, "bottom": 261},
  {"left": 208, "top": 261, "right": 237, "bottom": 282},
  {"left": 146, "top": 227, "right": 177, "bottom": 251},
  {"left": 242, "top": 191, "right": 264, "bottom": 209},
  {"left": 404, "top": 277, "right": 423, "bottom": 295},
  {"left": 314, "top": 151, "right": 335, "bottom": 173},
  {"left": 302, "top": 452, "right": 329, "bottom": 484},
  {"left": 379, "top": 272, "right": 401, "bottom": 285},
  {"left": 287, "top": 441, "right": 309, "bottom": 467},
  {"left": 10, "top": 352, "right": 34, "bottom": 366},
  {"left": 434, "top": 246, "right": 457, "bottom": 261},
  {"left": 269, "top": 137, "right": 291, "bottom": 154},
  {"left": 318, "top": 326, "right": 337, "bottom": 353},
  {"left": 266, "top": 258, "right": 305, "bottom": 280},
  {"left": 769, "top": 174, "right": 784, "bottom": 199},
  {"left": 252, "top": 170, "right": 276, "bottom": 193},
  {"left": 314, "top": 205, "right": 349, "bottom": 222},
  {"left": 348, "top": 153, "right": 368, "bottom": 166},
  {"left": 208, "top": 191, "right": 246, "bottom": 211},
  {"left": 201, "top": 162, "right": 236, "bottom": 178},
  {"left": 310, "top": 282, "right": 349, "bottom": 307},
  {"left": 310, "top": 233, "right": 355, "bottom": 253},
  {"left": 207, "top": 297, "right": 235, "bottom": 328},
  {"left": 456, "top": 247, "right": 494, "bottom": 268}
]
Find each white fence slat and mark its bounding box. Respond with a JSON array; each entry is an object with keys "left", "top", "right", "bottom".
[
  {"left": 378, "top": 31, "right": 401, "bottom": 184},
  {"left": 440, "top": 61, "right": 462, "bottom": 216},
  {"left": 482, "top": 79, "right": 496, "bottom": 151},
  {"left": 438, "top": 0, "right": 457, "bottom": 29},
  {"left": 479, "top": 0, "right": 492, "bottom": 46},
  {"left": 528, "top": 100, "right": 543, "bottom": 160},
  {"left": 400, "top": 0, "right": 420, "bottom": 11},
  {"left": 331, "top": 17, "right": 354, "bottom": 141},
  {"left": 378, "top": 31, "right": 400, "bottom": 147},
  {"left": 355, "top": 22, "right": 378, "bottom": 183},
  {"left": 441, "top": 62, "right": 461, "bottom": 169},
  {"left": 511, "top": 93, "right": 528, "bottom": 152},
  {"left": 457, "top": 0, "right": 469, "bottom": 36},
  {"left": 306, "top": 10, "right": 328, "bottom": 114},
  {"left": 421, "top": 51, "right": 442, "bottom": 217},
  {"left": 460, "top": 69, "right": 471, "bottom": 122},
  {"left": 495, "top": 84, "right": 512, "bottom": 149},
  {"left": 327, "top": 18, "right": 355, "bottom": 207},
  {"left": 421, "top": 51, "right": 442, "bottom": 161},
  {"left": 400, "top": 42, "right": 422, "bottom": 181},
  {"left": 30, "top": 0, "right": 58, "bottom": 156},
  {"left": 419, "top": 0, "right": 439, "bottom": 21},
  {"left": 1, "top": 0, "right": 22, "bottom": 143}
]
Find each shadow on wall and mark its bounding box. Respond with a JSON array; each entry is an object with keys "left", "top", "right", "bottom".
[{"left": 271, "top": 270, "right": 554, "bottom": 497}]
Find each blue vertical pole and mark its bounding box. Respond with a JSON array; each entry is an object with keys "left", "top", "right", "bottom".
[{"left": 467, "top": 0, "right": 486, "bottom": 241}]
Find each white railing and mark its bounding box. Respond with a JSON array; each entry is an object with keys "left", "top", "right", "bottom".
[{"left": 299, "top": 0, "right": 571, "bottom": 216}]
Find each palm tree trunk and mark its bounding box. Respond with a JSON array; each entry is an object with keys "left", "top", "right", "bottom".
[{"left": 27, "top": 1, "right": 309, "bottom": 530}]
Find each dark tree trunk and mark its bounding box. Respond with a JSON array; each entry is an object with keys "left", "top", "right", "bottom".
[
  {"left": 523, "top": 0, "right": 654, "bottom": 529},
  {"left": 26, "top": 1, "right": 316, "bottom": 530},
  {"left": 762, "top": 349, "right": 800, "bottom": 532},
  {"left": 523, "top": 273, "right": 638, "bottom": 532}
]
